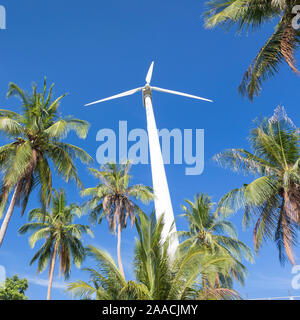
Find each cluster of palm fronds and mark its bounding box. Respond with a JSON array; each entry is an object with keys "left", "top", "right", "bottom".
[
  {"left": 0, "top": 79, "right": 92, "bottom": 248},
  {"left": 205, "top": 0, "right": 300, "bottom": 101},
  {"left": 215, "top": 106, "right": 300, "bottom": 265},
  {"left": 67, "top": 165, "right": 252, "bottom": 300},
  {"left": 67, "top": 212, "right": 249, "bottom": 300}
]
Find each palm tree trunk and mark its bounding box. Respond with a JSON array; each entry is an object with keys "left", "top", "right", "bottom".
[
  {"left": 117, "top": 223, "right": 125, "bottom": 279},
  {"left": 47, "top": 243, "right": 58, "bottom": 300},
  {"left": 0, "top": 182, "right": 22, "bottom": 248},
  {"left": 284, "top": 189, "right": 299, "bottom": 223}
]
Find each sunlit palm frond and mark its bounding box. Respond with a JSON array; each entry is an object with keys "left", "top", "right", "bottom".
[{"left": 205, "top": 1, "right": 300, "bottom": 100}]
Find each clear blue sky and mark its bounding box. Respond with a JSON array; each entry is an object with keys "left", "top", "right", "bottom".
[{"left": 0, "top": 0, "right": 299, "bottom": 300}]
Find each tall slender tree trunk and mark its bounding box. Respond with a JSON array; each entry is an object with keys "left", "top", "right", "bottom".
[
  {"left": 0, "top": 182, "right": 22, "bottom": 248},
  {"left": 0, "top": 149, "right": 37, "bottom": 248},
  {"left": 284, "top": 189, "right": 299, "bottom": 223},
  {"left": 117, "top": 224, "right": 125, "bottom": 279},
  {"left": 47, "top": 243, "right": 58, "bottom": 300}
]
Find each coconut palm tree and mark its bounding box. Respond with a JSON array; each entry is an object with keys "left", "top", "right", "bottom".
[
  {"left": 19, "top": 189, "right": 93, "bottom": 300},
  {"left": 0, "top": 79, "right": 92, "bottom": 247},
  {"left": 134, "top": 212, "right": 241, "bottom": 300},
  {"left": 68, "top": 212, "right": 241, "bottom": 300},
  {"left": 204, "top": 0, "right": 300, "bottom": 101},
  {"left": 81, "top": 161, "right": 154, "bottom": 279},
  {"left": 215, "top": 107, "right": 300, "bottom": 265},
  {"left": 179, "top": 193, "right": 253, "bottom": 287}
]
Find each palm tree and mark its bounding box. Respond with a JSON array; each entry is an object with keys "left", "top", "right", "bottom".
[
  {"left": 215, "top": 107, "right": 300, "bottom": 265},
  {"left": 19, "top": 189, "right": 93, "bottom": 300},
  {"left": 134, "top": 212, "right": 241, "bottom": 300},
  {"left": 82, "top": 161, "right": 154, "bottom": 279},
  {"left": 68, "top": 212, "right": 242, "bottom": 300},
  {"left": 179, "top": 193, "right": 253, "bottom": 287},
  {"left": 204, "top": 0, "right": 300, "bottom": 101},
  {"left": 0, "top": 79, "right": 92, "bottom": 247}
]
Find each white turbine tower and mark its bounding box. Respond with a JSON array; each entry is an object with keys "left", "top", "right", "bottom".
[{"left": 85, "top": 62, "right": 212, "bottom": 258}]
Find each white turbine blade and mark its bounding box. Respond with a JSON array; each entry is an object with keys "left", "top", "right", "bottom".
[
  {"left": 85, "top": 87, "right": 142, "bottom": 106},
  {"left": 151, "top": 86, "right": 213, "bottom": 103},
  {"left": 146, "top": 61, "right": 154, "bottom": 84}
]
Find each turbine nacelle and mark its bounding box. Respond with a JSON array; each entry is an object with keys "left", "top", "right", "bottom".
[
  {"left": 142, "top": 84, "right": 152, "bottom": 105},
  {"left": 85, "top": 62, "right": 213, "bottom": 107}
]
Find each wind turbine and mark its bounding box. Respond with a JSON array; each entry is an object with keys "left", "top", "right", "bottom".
[{"left": 85, "top": 62, "right": 213, "bottom": 258}]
